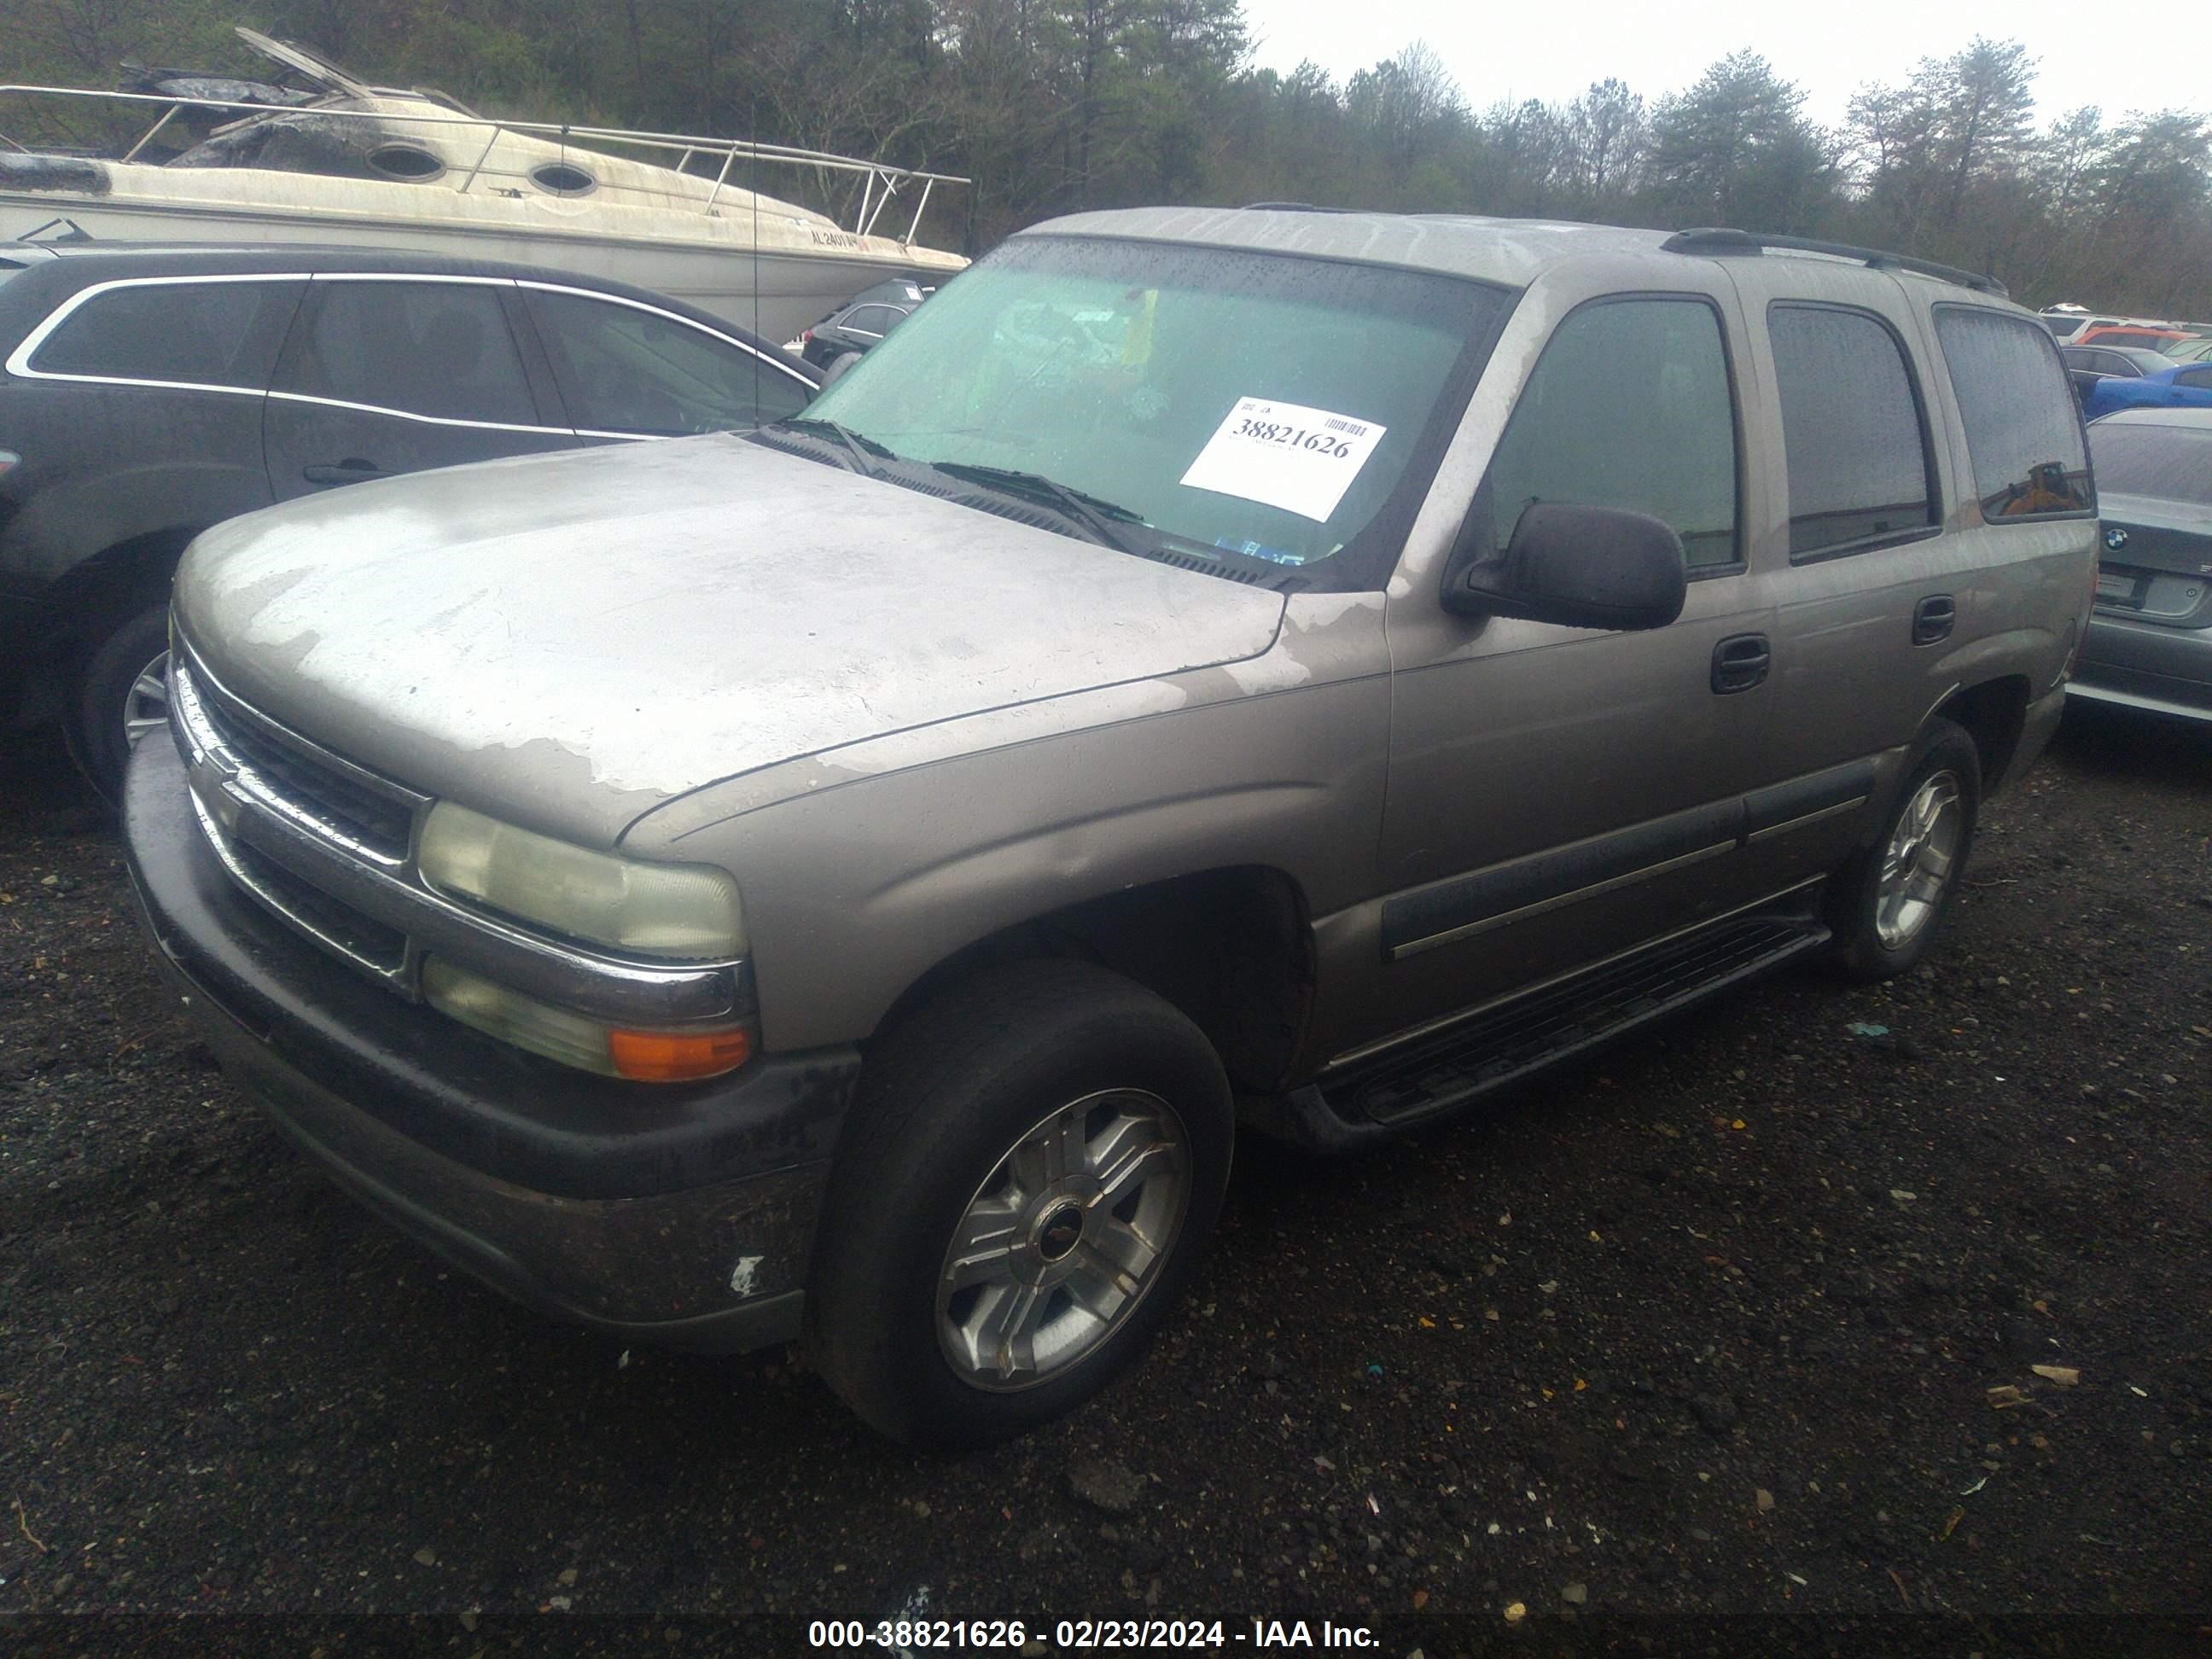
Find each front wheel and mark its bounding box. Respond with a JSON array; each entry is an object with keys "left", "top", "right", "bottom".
[
  {"left": 806, "top": 962, "right": 1233, "bottom": 1447},
  {"left": 67, "top": 604, "right": 172, "bottom": 806},
  {"left": 1825, "top": 718, "right": 1982, "bottom": 981}
]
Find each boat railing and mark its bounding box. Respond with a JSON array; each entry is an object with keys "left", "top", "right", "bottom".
[{"left": 0, "top": 84, "right": 969, "bottom": 248}]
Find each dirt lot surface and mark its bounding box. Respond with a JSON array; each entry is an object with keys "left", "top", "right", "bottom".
[{"left": 2, "top": 709, "right": 2208, "bottom": 1652}]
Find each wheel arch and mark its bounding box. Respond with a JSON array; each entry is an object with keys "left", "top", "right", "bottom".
[
  {"left": 8, "top": 524, "right": 201, "bottom": 725},
  {"left": 42, "top": 523, "right": 201, "bottom": 641},
  {"left": 1931, "top": 674, "right": 2030, "bottom": 795},
  {"left": 869, "top": 864, "right": 1317, "bottom": 1096}
]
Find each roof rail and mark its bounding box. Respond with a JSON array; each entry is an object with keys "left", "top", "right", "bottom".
[
  {"left": 1660, "top": 227, "right": 2007, "bottom": 297},
  {"left": 1240, "top": 201, "right": 1352, "bottom": 213}
]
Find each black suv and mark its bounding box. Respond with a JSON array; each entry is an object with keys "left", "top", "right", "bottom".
[
  {"left": 794, "top": 276, "right": 933, "bottom": 369},
  {"left": 0, "top": 242, "right": 819, "bottom": 796}
]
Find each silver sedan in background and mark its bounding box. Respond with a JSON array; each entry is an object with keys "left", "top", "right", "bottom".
[{"left": 2074, "top": 407, "right": 2212, "bottom": 725}]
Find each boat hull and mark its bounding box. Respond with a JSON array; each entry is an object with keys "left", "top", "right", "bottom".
[{"left": 0, "top": 191, "right": 963, "bottom": 340}]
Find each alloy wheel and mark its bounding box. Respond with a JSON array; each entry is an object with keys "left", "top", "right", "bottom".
[
  {"left": 122, "top": 651, "right": 171, "bottom": 749},
  {"left": 936, "top": 1088, "right": 1190, "bottom": 1391},
  {"left": 1874, "top": 770, "right": 1962, "bottom": 949}
]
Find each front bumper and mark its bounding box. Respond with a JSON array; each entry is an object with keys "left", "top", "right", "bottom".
[{"left": 121, "top": 736, "right": 861, "bottom": 1352}]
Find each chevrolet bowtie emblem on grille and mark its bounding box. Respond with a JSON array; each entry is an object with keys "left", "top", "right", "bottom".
[{"left": 2104, "top": 527, "right": 2129, "bottom": 550}]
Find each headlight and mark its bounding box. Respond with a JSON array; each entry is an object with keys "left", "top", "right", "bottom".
[
  {"left": 423, "top": 958, "right": 754, "bottom": 1080},
  {"left": 418, "top": 801, "right": 745, "bottom": 959}
]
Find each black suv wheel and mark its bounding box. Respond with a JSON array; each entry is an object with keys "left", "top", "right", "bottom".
[{"left": 66, "top": 604, "right": 172, "bottom": 805}]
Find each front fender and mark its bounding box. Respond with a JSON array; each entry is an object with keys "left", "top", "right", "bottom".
[
  {"left": 627, "top": 676, "right": 1392, "bottom": 1054},
  {"left": 3, "top": 458, "right": 273, "bottom": 594}
]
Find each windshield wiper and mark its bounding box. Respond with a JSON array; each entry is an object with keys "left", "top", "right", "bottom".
[
  {"left": 928, "top": 462, "right": 1150, "bottom": 555},
  {"left": 772, "top": 416, "right": 899, "bottom": 477}
]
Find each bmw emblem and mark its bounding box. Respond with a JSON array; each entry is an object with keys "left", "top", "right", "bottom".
[{"left": 2104, "top": 526, "right": 2129, "bottom": 551}]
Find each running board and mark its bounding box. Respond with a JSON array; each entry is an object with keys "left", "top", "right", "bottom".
[{"left": 1241, "top": 906, "right": 1830, "bottom": 1152}]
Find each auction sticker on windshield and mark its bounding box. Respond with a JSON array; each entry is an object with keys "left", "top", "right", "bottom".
[{"left": 1180, "top": 397, "right": 1387, "bottom": 522}]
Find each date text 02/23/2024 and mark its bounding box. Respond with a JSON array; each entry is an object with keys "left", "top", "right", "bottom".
[{"left": 807, "top": 1618, "right": 1380, "bottom": 1649}]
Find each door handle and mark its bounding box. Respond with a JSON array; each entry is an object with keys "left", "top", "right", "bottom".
[
  {"left": 1711, "top": 632, "right": 1771, "bottom": 694},
  {"left": 301, "top": 458, "right": 387, "bottom": 486},
  {"left": 1912, "top": 595, "right": 1955, "bottom": 645}
]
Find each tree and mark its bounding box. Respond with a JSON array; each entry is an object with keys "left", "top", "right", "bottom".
[
  {"left": 1345, "top": 41, "right": 1464, "bottom": 172},
  {"left": 1644, "top": 52, "right": 1836, "bottom": 233},
  {"left": 1561, "top": 79, "right": 1646, "bottom": 212},
  {"left": 1848, "top": 37, "right": 2035, "bottom": 246}
]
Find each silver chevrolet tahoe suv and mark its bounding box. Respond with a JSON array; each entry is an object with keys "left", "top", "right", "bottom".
[{"left": 121, "top": 211, "right": 2097, "bottom": 1446}]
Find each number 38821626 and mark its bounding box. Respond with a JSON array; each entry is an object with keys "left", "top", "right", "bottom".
[{"left": 1234, "top": 419, "right": 1353, "bottom": 457}]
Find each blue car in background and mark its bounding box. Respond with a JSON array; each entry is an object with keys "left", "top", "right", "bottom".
[{"left": 2081, "top": 359, "right": 2212, "bottom": 421}]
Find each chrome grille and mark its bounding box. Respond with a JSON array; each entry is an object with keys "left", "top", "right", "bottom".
[
  {"left": 166, "top": 635, "right": 751, "bottom": 1027},
  {"left": 170, "top": 643, "right": 430, "bottom": 992},
  {"left": 202, "top": 704, "right": 415, "bottom": 859},
  {"left": 232, "top": 837, "right": 410, "bottom": 971}
]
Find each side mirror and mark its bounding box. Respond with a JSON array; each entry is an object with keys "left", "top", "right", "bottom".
[{"left": 1442, "top": 501, "right": 1687, "bottom": 632}]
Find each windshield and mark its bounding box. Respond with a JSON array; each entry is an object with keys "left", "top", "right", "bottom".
[
  {"left": 795, "top": 236, "right": 1511, "bottom": 581},
  {"left": 2088, "top": 421, "right": 2212, "bottom": 508}
]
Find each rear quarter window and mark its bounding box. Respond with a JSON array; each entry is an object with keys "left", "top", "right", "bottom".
[
  {"left": 23, "top": 277, "right": 300, "bottom": 389},
  {"left": 1932, "top": 306, "right": 2093, "bottom": 521}
]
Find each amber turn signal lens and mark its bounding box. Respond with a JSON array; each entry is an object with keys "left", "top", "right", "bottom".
[{"left": 607, "top": 1027, "right": 754, "bottom": 1082}]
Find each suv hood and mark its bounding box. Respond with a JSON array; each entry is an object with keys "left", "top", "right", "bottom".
[{"left": 174, "top": 434, "right": 1286, "bottom": 847}]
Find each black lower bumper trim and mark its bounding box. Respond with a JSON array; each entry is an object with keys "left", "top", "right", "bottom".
[{"left": 120, "top": 734, "right": 857, "bottom": 1348}]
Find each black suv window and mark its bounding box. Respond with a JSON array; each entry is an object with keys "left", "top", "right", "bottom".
[
  {"left": 27, "top": 278, "right": 300, "bottom": 389},
  {"left": 1481, "top": 296, "right": 1739, "bottom": 569},
  {"left": 1934, "top": 307, "right": 2092, "bottom": 521},
  {"left": 841, "top": 305, "right": 907, "bottom": 339},
  {"left": 523, "top": 288, "right": 810, "bottom": 436},
  {"left": 1769, "top": 304, "right": 1935, "bottom": 557},
  {"left": 277, "top": 279, "right": 538, "bottom": 426}
]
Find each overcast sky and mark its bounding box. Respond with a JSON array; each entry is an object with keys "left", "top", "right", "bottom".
[{"left": 1244, "top": 0, "right": 2207, "bottom": 129}]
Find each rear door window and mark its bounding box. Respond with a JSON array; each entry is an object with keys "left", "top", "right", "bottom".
[
  {"left": 1932, "top": 307, "right": 2093, "bottom": 521},
  {"left": 1479, "top": 296, "right": 1739, "bottom": 569},
  {"left": 1767, "top": 303, "right": 1936, "bottom": 556},
  {"left": 276, "top": 278, "right": 539, "bottom": 425},
  {"left": 523, "top": 288, "right": 812, "bottom": 435},
  {"left": 25, "top": 277, "right": 301, "bottom": 388}
]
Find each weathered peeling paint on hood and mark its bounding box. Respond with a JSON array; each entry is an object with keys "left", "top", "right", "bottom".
[{"left": 172, "top": 434, "right": 1286, "bottom": 847}]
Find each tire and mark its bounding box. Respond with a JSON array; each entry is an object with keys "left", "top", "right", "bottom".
[
  {"left": 806, "top": 961, "right": 1233, "bottom": 1448},
  {"left": 1825, "top": 717, "right": 1982, "bottom": 982},
  {"left": 66, "top": 604, "right": 172, "bottom": 806}
]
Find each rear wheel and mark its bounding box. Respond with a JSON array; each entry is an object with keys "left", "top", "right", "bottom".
[
  {"left": 1825, "top": 718, "right": 1981, "bottom": 981},
  {"left": 806, "top": 962, "right": 1232, "bottom": 1447},
  {"left": 66, "top": 604, "right": 172, "bottom": 806}
]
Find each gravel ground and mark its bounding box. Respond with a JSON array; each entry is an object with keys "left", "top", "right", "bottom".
[{"left": 1, "top": 708, "right": 2207, "bottom": 1649}]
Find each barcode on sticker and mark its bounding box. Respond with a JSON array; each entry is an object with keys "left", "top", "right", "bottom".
[{"left": 1324, "top": 417, "right": 1368, "bottom": 435}]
